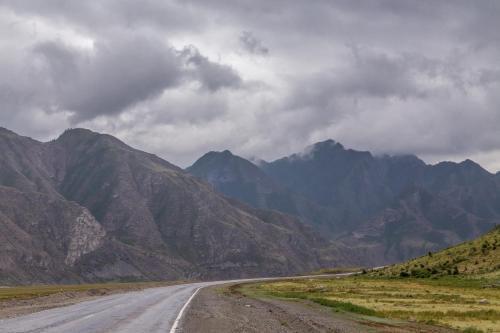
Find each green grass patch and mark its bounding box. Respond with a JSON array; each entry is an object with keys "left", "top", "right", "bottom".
[
  {"left": 462, "top": 327, "right": 484, "bottom": 333},
  {"left": 309, "top": 267, "right": 362, "bottom": 275},
  {"left": 309, "top": 297, "right": 379, "bottom": 316},
  {"left": 263, "top": 290, "right": 379, "bottom": 317},
  {"left": 247, "top": 274, "right": 500, "bottom": 332}
]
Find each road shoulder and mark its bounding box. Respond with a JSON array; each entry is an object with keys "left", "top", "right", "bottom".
[
  {"left": 181, "top": 284, "right": 458, "bottom": 333},
  {"left": 0, "top": 289, "right": 104, "bottom": 319}
]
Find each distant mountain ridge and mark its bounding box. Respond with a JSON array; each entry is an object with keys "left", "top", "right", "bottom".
[
  {"left": 0, "top": 127, "right": 359, "bottom": 284},
  {"left": 187, "top": 150, "right": 338, "bottom": 233},
  {"left": 188, "top": 139, "right": 500, "bottom": 264},
  {"left": 2, "top": 125, "right": 498, "bottom": 284}
]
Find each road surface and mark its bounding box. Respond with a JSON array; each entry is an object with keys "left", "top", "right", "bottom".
[
  {"left": 0, "top": 273, "right": 355, "bottom": 333},
  {"left": 0, "top": 281, "right": 219, "bottom": 333}
]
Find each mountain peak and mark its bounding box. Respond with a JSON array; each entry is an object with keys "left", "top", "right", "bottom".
[
  {"left": 459, "top": 159, "right": 490, "bottom": 175},
  {"left": 58, "top": 128, "right": 97, "bottom": 139},
  {"left": 55, "top": 128, "right": 132, "bottom": 152},
  {"left": 197, "top": 149, "right": 236, "bottom": 162},
  {"left": 221, "top": 149, "right": 234, "bottom": 157},
  {"left": 460, "top": 158, "right": 481, "bottom": 167},
  {"left": 312, "top": 139, "right": 344, "bottom": 152}
]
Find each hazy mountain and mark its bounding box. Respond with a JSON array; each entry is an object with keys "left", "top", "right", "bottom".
[
  {"left": 0, "top": 127, "right": 357, "bottom": 284},
  {"left": 263, "top": 139, "right": 500, "bottom": 225},
  {"left": 343, "top": 186, "right": 495, "bottom": 263},
  {"left": 189, "top": 139, "right": 500, "bottom": 264},
  {"left": 261, "top": 140, "right": 429, "bottom": 231},
  {"left": 187, "top": 150, "right": 338, "bottom": 232}
]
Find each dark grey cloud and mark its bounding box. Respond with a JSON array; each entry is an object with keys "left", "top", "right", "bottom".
[
  {"left": 0, "top": 31, "right": 243, "bottom": 124},
  {"left": 0, "top": 0, "right": 203, "bottom": 34},
  {"left": 288, "top": 49, "right": 428, "bottom": 113},
  {"left": 239, "top": 31, "right": 268, "bottom": 56},
  {"left": 31, "top": 36, "right": 183, "bottom": 122},
  {"left": 180, "top": 46, "right": 242, "bottom": 92}
]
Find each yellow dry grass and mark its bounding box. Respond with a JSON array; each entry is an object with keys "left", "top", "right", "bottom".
[
  {"left": 0, "top": 281, "right": 179, "bottom": 302},
  {"left": 252, "top": 276, "right": 500, "bottom": 332}
]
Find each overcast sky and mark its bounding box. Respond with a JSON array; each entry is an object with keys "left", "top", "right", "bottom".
[{"left": 1, "top": 1, "right": 500, "bottom": 171}]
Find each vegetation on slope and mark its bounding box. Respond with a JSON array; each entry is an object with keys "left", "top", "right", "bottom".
[{"left": 373, "top": 225, "right": 500, "bottom": 278}]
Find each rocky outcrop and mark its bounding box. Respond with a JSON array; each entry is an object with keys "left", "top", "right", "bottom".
[
  {"left": 0, "top": 186, "right": 106, "bottom": 284},
  {"left": 65, "top": 210, "right": 106, "bottom": 266}
]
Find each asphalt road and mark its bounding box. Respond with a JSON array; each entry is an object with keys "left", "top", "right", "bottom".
[
  {"left": 0, "top": 281, "right": 219, "bottom": 333},
  {"left": 0, "top": 273, "right": 356, "bottom": 333}
]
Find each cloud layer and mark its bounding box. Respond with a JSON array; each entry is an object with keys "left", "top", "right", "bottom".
[{"left": 0, "top": 1, "right": 499, "bottom": 171}]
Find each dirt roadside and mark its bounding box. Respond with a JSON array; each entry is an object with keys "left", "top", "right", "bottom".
[{"left": 181, "top": 284, "right": 459, "bottom": 333}]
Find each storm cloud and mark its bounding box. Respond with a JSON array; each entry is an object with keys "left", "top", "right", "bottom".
[
  {"left": 239, "top": 31, "right": 269, "bottom": 56},
  {"left": 0, "top": 1, "right": 499, "bottom": 171}
]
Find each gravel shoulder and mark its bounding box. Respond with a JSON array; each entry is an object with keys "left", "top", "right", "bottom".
[{"left": 182, "top": 284, "right": 459, "bottom": 333}]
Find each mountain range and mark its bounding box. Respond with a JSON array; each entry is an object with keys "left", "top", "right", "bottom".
[
  {"left": 1, "top": 127, "right": 499, "bottom": 284},
  {"left": 189, "top": 139, "right": 500, "bottom": 263},
  {"left": 0, "top": 128, "right": 359, "bottom": 284}
]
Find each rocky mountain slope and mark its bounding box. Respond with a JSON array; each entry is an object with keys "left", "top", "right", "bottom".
[
  {"left": 0, "top": 186, "right": 105, "bottom": 284},
  {"left": 344, "top": 186, "right": 496, "bottom": 262},
  {"left": 0, "top": 127, "right": 355, "bottom": 284},
  {"left": 188, "top": 150, "right": 338, "bottom": 233},
  {"left": 188, "top": 140, "right": 500, "bottom": 264}
]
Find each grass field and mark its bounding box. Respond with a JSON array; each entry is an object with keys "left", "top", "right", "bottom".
[{"left": 247, "top": 276, "right": 499, "bottom": 332}]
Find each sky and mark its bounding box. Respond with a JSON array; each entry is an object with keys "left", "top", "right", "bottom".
[{"left": 0, "top": 1, "right": 499, "bottom": 172}]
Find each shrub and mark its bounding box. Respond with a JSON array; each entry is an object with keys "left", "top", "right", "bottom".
[{"left": 410, "top": 269, "right": 431, "bottom": 278}]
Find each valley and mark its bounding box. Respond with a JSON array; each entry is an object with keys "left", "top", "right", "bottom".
[
  {"left": 0, "top": 127, "right": 499, "bottom": 332},
  {"left": 1, "top": 1, "right": 498, "bottom": 332}
]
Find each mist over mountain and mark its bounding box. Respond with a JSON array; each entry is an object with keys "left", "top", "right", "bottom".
[{"left": 189, "top": 139, "right": 500, "bottom": 264}]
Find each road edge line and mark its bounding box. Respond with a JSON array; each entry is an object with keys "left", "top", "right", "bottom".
[{"left": 169, "top": 286, "right": 202, "bottom": 333}]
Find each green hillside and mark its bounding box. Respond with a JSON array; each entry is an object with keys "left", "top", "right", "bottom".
[{"left": 374, "top": 225, "right": 500, "bottom": 278}]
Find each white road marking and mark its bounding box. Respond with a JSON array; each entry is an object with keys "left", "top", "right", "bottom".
[{"left": 169, "top": 286, "right": 202, "bottom": 333}]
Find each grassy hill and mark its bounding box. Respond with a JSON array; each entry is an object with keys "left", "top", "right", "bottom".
[
  {"left": 373, "top": 225, "right": 500, "bottom": 278},
  {"left": 247, "top": 227, "right": 500, "bottom": 332}
]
